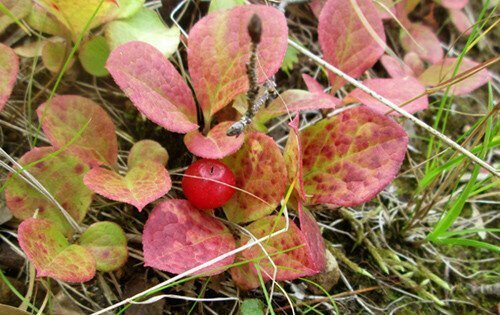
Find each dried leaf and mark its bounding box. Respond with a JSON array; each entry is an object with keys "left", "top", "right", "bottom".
[
  {"left": 319, "top": 0, "right": 386, "bottom": 91},
  {"left": 418, "top": 57, "right": 491, "bottom": 95},
  {"left": 105, "top": 8, "right": 180, "bottom": 57},
  {"left": 5, "top": 147, "right": 92, "bottom": 236},
  {"left": 301, "top": 106, "right": 408, "bottom": 206},
  {"left": 345, "top": 77, "right": 428, "bottom": 115},
  {"left": 223, "top": 132, "right": 287, "bottom": 223},
  {"left": 400, "top": 23, "right": 443, "bottom": 64},
  {"left": 84, "top": 161, "right": 171, "bottom": 212},
  {"left": 18, "top": 218, "right": 95, "bottom": 282},
  {"left": 184, "top": 121, "right": 245, "bottom": 159},
  {"left": 188, "top": 5, "right": 288, "bottom": 123},
  {"left": 0, "top": 44, "right": 18, "bottom": 112},
  {"left": 128, "top": 140, "right": 169, "bottom": 169},
  {"left": 37, "top": 95, "right": 118, "bottom": 167},
  {"left": 79, "top": 222, "right": 128, "bottom": 272},
  {"left": 106, "top": 41, "right": 198, "bottom": 133},
  {"left": 142, "top": 199, "right": 235, "bottom": 275}
]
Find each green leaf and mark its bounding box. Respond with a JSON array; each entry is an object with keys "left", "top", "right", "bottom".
[
  {"left": 18, "top": 218, "right": 96, "bottom": 282},
  {"left": 128, "top": 140, "right": 169, "bottom": 169},
  {"left": 208, "top": 0, "right": 245, "bottom": 13},
  {"left": 281, "top": 44, "right": 299, "bottom": 75},
  {"left": 0, "top": 0, "right": 32, "bottom": 34},
  {"left": 79, "top": 222, "right": 128, "bottom": 272},
  {"left": 240, "top": 299, "right": 265, "bottom": 315},
  {"left": 105, "top": 8, "right": 180, "bottom": 57},
  {"left": 25, "top": 4, "right": 66, "bottom": 36},
  {"left": 79, "top": 36, "right": 110, "bottom": 77}
]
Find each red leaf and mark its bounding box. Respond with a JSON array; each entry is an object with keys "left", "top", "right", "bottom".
[
  {"left": 380, "top": 55, "right": 415, "bottom": 78},
  {"left": 309, "top": 0, "right": 326, "bottom": 18},
  {"left": 223, "top": 132, "right": 287, "bottom": 223},
  {"left": 106, "top": 41, "right": 198, "bottom": 133},
  {"left": 142, "top": 199, "right": 235, "bottom": 275},
  {"left": 84, "top": 161, "right": 171, "bottom": 212},
  {"left": 0, "top": 44, "right": 19, "bottom": 112},
  {"left": 236, "top": 215, "right": 318, "bottom": 288},
  {"left": 255, "top": 90, "right": 339, "bottom": 126},
  {"left": 37, "top": 95, "right": 118, "bottom": 167},
  {"left": 301, "top": 106, "right": 408, "bottom": 206},
  {"left": 449, "top": 9, "right": 472, "bottom": 36},
  {"left": 440, "top": 0, "right": 468, "bottom": 9},
  {"left": 345, "top": 77, "right": 428, "bottom": 115},
  {"left": 188, "top": 5, "right": 288, "bottom": 124},
  {"left": 302, "top": 74, "right": 325, "bottom": 94},
  {"left": 283, "top": 116, "right": 305, "bottom": 200},
  {"left": 298, "top": 201, "right": 326, "bottom": 272},
  {"left": 418, "top": 57, "right": 491, "bottom": 95},
  {"left": 319, "top": 0, "right": 386, "bottom": 91},
  {"left": 18, "top": 218, "right": 96, "bottom": 282},
  {"left": 184, "top": 121, "right": 245, "bottom": 159},
  {"left": 374, "top": 0, "right": 397, "bottom": 20},
  {"left": 5, "top": 147, "right": 92, "bottom": 236},
  {"left": 404, "top": 52, "right": 424, "bottom": 76},
  {"left": 400, "top": 23, "right": 443, "bottom": 64}
]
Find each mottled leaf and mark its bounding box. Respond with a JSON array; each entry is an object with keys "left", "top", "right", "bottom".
[
  {"left": 0, "top": 43, "right": 18, "bottom": 112},
  {"left": 440, "top": 0, "right": 468, "bottom": 9},
  {"left": 36, "top": 0, "right": 117, "bottom": 40},
  {"left": 5, "top": 147, "right": 92, "bottom": 236},
  {"left": 237, "top": 215, "right": 318, "bottom": 287},
  {"left": 84, "top": 161, "right": 171, "bottom": 212},
  {"left": 184, "top": 121, "right": 245, "bottom": 159},
  {"left": 79, "top": 222, "right": 128, "bottom": 272},
  {"left": 449, "top": 9, "right": 472, "bottom": 35},
  {"left": 345, "top": 77, "right": 428, "bottom": 115},
  {"left": 380, "top": 55, "right": 415, "bottom": 78},
  {"left": 255, "top": 90, "right": 339, "bottom": 126},
  {"left": 229, "top": 253, "right": 261, "bottom": 290},
  {"left": 79, "top": 36, "right": 110, "bottom": 77},
  {"left": 105, "top": 8, "right": 180, "bottom": 57},
  {"left": 0, "top": 0, "right": 32, "bottom": 34},
  {"left": 128, "top": 140, "right": 169, "bottom": 169},
  {"left": 301, "top": 106, "right": 408, "bottom": 206},
  {"left": 298, "top": 202, "right": 326, "bottom": 272},
  {"left": 18, "top": 218, "right": 96, "bottom": 282},
  {"left": 283, "top": 116, "right": 305, "bottom": 200},
  {"left": 400, "top": 23, "right": 443, "bottom": 64},
  {"left": 142, "top": 199, "right": 235, "bottom": 275},
  {"left": 37, "top": 95, "right": 118, "bottom": 167},
  {"left": 41, "top": 41, "right": 73, "bottom": 73},
  {"left": 418, "top": 57, "right": 491, "bottom": 95},
  {"left": 106, "top": 41, "right": 198, "bottom": 133},
  {"left": 223, "top": 132, "right": 287, "bottom": 223},
  {"left": 319, "top": 0, "right": 386, "bottom": 91},
  {"left": 188, "top": 5, "right": 288, "bottom": 124}
]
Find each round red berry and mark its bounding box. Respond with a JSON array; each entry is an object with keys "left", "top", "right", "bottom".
[{"left": 182, "top": 159, "right": 236, "bottom": 209}]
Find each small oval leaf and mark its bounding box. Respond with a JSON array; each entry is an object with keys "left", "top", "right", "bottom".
[
  {"left": 106, "top": 41, "right": 198, "bottom": 133},
  {"left": 84, "top": 161, "right": 171, "bottom": 212},
  {"left": 79, "top": 35, "right": 110, "bottom": 77},
  {"left": 142, "top": 199, "right": 235, "bottom": 275},
  {"left": 184, "top": 121, "right": 245, "bottom": 159},
  {"left": 301, "top": 106, "right": 408, "bottom": 206},
  {"left": 128, "top": 140, "right": 169, "bottom": 169},
  {"left": 223, "top": 132, "right": 287, "bottom": 223}
]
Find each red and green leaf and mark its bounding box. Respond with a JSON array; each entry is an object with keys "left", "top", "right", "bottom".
[
  {"left": 297, "top": 202, "right": 326, "bottom": 272},
  {"left": 283, "top": 116, "right": 305, "bottom": 200},
  {"left": 84, "top": 161, "right": 171, "bottom": 212},
  {"left": 79, "top": 222, "right": 128, "bottom": 272},
  {"left": 400, "top": 23, "right": 443, "bottom": 64},
  {"left": 301, "top": 106, "right": 408, "bottom": 206},
  {"left": 223, "top": 132, "right": 287, "bottom": 223},
  {"left": 418, "top": 57, "right": 490, "bottom": 95},
  {"left": 37, "top": 95, "right": 118, "bottom": 167},
  {"left": 254, "top": 90, "right": 339, "bottom": 127},
  {"left": 184, "top": 121, "right": 245, "bottom": 159},
  {"left": 318, "top": 0, "right": 386, "bottom": 91},
  {"left": 234, "top": 215, "right": 318, "bottom": 289},
  {"left": 128, "top": 140, "right": 169, "bottom": 169},
  {"left": 106, "top": 41, "right": 198, "bottom": 133},
  {"left": 18, "top": 218, "right": 95, "bottom": 282},
  {"left": 188, "top": 5, "right": 288, "bottom": 124},
  {"left": 5, "top": 147, "right": 92, "bottom": 236},
  {"left": 142, "top": 199, "right": 235, "bottom": 275},
  {"left": 0, "top": 43, "right": 19, "bottom": 112},
  {"left": 345, "top": 77, "right": 428, "bottom": 115}
]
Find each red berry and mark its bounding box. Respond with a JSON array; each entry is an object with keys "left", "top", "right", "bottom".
[{"left": 182, "top": 159, "right": 236, "bottom": 209}]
